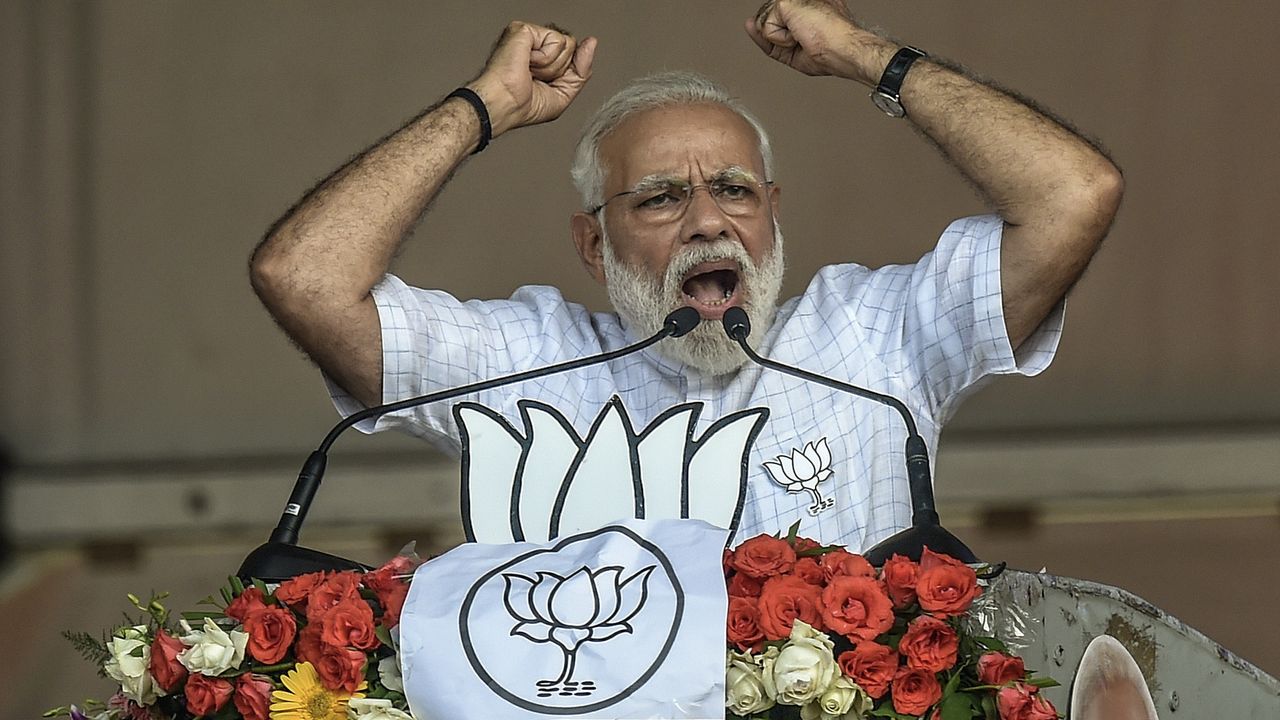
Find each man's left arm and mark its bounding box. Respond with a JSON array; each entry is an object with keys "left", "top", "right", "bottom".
[{"left": 748, "top": 0, "right": 1124, "bottom": 350}]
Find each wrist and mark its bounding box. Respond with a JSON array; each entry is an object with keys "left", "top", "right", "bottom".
[
  {"left": 831, "top": 28, "right": 900, "bottom": 87},
  {"left": 465, "top": 76, "right": 522, "bottom": 138}
]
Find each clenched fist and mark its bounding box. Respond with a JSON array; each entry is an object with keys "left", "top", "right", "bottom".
[
  {"left": 467, "top": 21, "right": 597, "bottom": 138},
  {"left": 746, "top": 0, "right": 886, "bottom": 85}
]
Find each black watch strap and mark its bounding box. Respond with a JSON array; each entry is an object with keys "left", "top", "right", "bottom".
[{"left": 873, "top": 46, "right": 927, "bottom": 115}]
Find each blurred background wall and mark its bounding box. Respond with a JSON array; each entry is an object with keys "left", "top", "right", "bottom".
[{"left": 2, "top": 1, "right": 1277, "bottom": 716}]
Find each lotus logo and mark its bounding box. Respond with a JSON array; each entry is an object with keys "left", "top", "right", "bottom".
[
  {"left": 454, "top": 395, "right": 769, "bottom": 543},
  {"left": 763, "top": 437, "right": 835, "bottom": 515},
  {"left": 503, "top": 565, "right": 655, "bottom": 696}
]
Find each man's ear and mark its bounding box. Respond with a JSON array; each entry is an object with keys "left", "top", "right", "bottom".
[
  {"left": 570, "top": 211, "right": 608, "bottom": 285},
  {"left": 768, "top": 182, "right": 782, "bottom": 220}
]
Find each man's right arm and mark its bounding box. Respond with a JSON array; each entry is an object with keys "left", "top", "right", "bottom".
[{"left": 249, "top": 22, "right": 596, "bottom": 409}]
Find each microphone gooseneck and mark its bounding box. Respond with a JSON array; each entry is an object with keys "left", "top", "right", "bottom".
[
  {"left": 239, "top": 307, "right": 700, "bottom": 581},
  {"left": 720, "top": 307, "right": 975, "bottom": 564}
]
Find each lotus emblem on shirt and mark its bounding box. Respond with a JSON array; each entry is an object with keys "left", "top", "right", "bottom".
[{"left": 763, "top": 437, "right": 835, "bottom": 515}]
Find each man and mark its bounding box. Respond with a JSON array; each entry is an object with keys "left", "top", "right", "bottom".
[{"left": 250, "top": 1, "right": 1122, "bottom": 549}]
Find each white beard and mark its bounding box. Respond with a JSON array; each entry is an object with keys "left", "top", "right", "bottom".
[{"left": 602, "top": 224, "right": 785, "bottom": 376}]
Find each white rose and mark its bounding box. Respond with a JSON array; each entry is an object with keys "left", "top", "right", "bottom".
[
  {"left": 767, "top": 621, "right": 838, "bottom": 705},
  {"left": 378, "top": 655, "right": 404, "bottom": 693},
  {"left": 799, "top": 676, "right": 871, "bottom": 720},
  {"left": 176, "top": 617, "right": 248, "bottom": 675},
  {"left": 347, "top": 697, "right": 414, "bottom": 720},
  {"left": 103, "top": 625, "right": 162, "bottom": 705},
  {"left": 726, "top": 650, "right": 774, "bottom": 716}
]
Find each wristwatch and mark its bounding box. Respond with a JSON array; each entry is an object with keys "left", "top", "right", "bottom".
[{"left": 870, "top": 46, "right": 927, "bottom": 118}]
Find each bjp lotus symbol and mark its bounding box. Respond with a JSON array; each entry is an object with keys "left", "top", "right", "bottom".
[
  {"left": 502, "top": 564, "right": 655, "bottom": 697},
  {"left": 763, "top": 437, "right": 835, "bottom": 515}
]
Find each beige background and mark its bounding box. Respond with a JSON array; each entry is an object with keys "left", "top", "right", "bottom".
[{"left": 2, "top": 2, "right": 1278, "bottom": 717}]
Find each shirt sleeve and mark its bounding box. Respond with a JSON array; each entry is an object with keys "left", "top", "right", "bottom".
[
  {"left": 325, "top": 274, "right": 601, "bottom": 444},
  {"left": 807, "top": 214, "right": 1064, "bottom": 424}
]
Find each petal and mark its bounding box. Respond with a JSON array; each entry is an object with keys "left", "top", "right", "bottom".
[
  {"left": 547, "top": 566, "right": 600, "bottom": 628},
  {"left": 777, "top": 453, "right": 797, "bottom": 482},
  {"left": 611, "top": 566, "right": 655, "bottom": 624},
  {"left": 587, "top": 623, "right": 633, "bottom": 643},
  {"left": 815, "top": 438, "right": 832, "bottom": 470},
  {"left": 763, "top": 461, "right": 789, "bottom": 487},
  {"left": 815, "top": 469, "right": 832, "bottom": 483},
  {"left": 502, "top": 573, "right": 539, "bottom": 622},
  {"left": 791, "top": 447, "right": 817, "bottom": 481},
  {"left": 530, "top": 571, "right": 563, "bottom": 623},
  {"left": 591, "top": 567, "right": 623, "bottom": 622},
  {"left": 510, "top": 621, "right": 553, "bottom": 643}
]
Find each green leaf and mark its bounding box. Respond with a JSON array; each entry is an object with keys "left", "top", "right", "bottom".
[
  {"left": 230, "top": 575, "right": 246, "bottom": 594},
  {"left": 943, "top": 670, "right": 964, "bottom": 696},
  {"left": 252, "top": 578, "right": 271, "bottom": 599},
  {"left": 981, "top": 692, "right": 998, "bottom": 720},
  {"left": 1026, "top": 676, "right": 1061, "bottom": 689},
  {"left": 785, "top": 520, "right": 800, "bottom": 544},
  {"left": 972, "top": 636, "right": 1008, "bottom": 653},
  {"left": 375, "top": 624, "right": 394, "bottom": 649},
  {"left": 180, "top": 610, "right": 226, "bottom": 622},
  {"left": 220, "top": 586, "right": 233, "bottom": 605},
  {"left": 940, "top": 691, "right": 978, "bottom": 720}
]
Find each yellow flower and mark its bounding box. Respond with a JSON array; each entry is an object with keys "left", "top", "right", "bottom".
[{"left": 270, "top": 662, "right": 367, "bottom": 720}]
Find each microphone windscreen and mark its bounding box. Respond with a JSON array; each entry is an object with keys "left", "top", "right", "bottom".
[
  {"left": 664, "top": 306, "right": 703, "bottom": 337},
  {"left": 722, "top": 307, "right": 751, "bottom": 340}
]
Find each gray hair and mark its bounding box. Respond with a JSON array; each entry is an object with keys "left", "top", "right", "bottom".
[{"left": 570, "top": 71, "right": 775, "bottom": 210}]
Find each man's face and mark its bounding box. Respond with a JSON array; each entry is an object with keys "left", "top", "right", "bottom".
[{"left": 572, "top": 103, "right": 785, "bottom": 374}]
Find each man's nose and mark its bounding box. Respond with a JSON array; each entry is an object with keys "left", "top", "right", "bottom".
[{"left": 680, "top": 185, "right": 733, "bottom": 242}]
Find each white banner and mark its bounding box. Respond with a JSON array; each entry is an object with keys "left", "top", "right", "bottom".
[{"left": 399, "top": 518, "right": 729, "bottom": 720}]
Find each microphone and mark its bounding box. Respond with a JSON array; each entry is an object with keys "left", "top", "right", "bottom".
[
  {"left": 721, "top": 307, "right": 976, "bottom": 565},
  {"left": 238, "top": 306, "right": 703, "bottom": 582}
]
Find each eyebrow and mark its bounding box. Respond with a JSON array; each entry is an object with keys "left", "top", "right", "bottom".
[{"left": 625, "top": 166, "right": 763, "bottom": 193}]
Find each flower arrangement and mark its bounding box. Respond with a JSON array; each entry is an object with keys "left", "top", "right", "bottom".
[
  {"left": 48, "top": 551, "right": 422, "bottom": 720},
  {"left": 722, "top": 529, "right": 1060, "bottom": 720}
]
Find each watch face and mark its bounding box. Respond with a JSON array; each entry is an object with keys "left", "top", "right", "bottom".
[{"left": 871, "top": 91, "right": 906, "bottom": 118}]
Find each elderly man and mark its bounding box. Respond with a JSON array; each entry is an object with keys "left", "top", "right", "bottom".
[{"left": 250, "top": 1, "right": 1122, "bottom": 549}]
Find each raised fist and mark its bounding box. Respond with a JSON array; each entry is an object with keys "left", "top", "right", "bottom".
[
  {"left": 467, "top": 21, "right": 597, "bottom": 138},
  {"left": 746, "top": 0, "right": 867, "bottom": 81}
]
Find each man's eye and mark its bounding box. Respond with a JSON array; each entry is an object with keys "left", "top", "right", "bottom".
[
  {"left": 715, "top": 183, "right": 755, "bottom": 201},
  {"left": 637, "top": 191, "right": 682, "bottom": 209}
]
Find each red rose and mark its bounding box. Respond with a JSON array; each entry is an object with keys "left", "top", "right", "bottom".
[
  {"left": 313, "top": 643, "right": 367, "bottom": 693},
  {"left": 879, "top": 553, "right": 919, "bottom": 608},
  {"left": 916, "top": 547, "right": 980, "bottom": 617},
  {"left": 791, "top": 557, "right": 825, "bottom": 586},
  {"left": 837, "top": 642, "right": 899, "bottom": 699},
  {"left": 722, "top": 548, "right": 735, "bottom": 575},
  {"left": 899, "top": 615, "right": 959, "bottom": 672},
  {"left": 791, "top": 536, "right": 822, "bottom": 553},
  {"left": 891, "top": 666, "right": 942, "bottom": 716},
  {"left": 756, "top": 575, "right": 824, "bottom": 640},
  {"left": 997, "top": 683, "right": 1058, "bottom": 720},
  {"left": 243, "top": 605, "right": 297, "bottom": 663},
  {"left": 820, "top": 575, "right": 894, "bottom": 642},
  {"left": 364, "top": 567, "right": 411, "bottom": 628},
  {"left": 306, "top": 572, "right": 363, "bottom": 621},
  {"left": 275, "top": 571, "right": 326, "bottom": 611},
  {"left": 225, "top": 587, "right": 269, "bottom": 622},
  {"left": 732, "top": 534, "right": 797, "bottom": 579},
  {"left": 819, "top": 549, "right": 876, "bottom": 581},
  {"left": 233, "top": 674, "right": 274, "bottom": 720},
  {"left": 293, "top": 623, "right": 325, "bottom": 667},
  {"left": 369, "top": 554, "right": 417, "bottom": 577},
  {"left": 727, "top": 572, "right": 764, "bottom": 599},
  {"left": 978, "top": 652, "right": 1027, "bottom": 686},
  {"left": 149, "top": 629, "right": 188, "bottom": 692},
  {"left": 319, "top": 598, "right": 380, "bottom": 650},
  {"left": 184, "top": 673, "right": 233, "bottom": 717},
  {"left": 726, "top": 596, "right": 764, "bottom": 651}
]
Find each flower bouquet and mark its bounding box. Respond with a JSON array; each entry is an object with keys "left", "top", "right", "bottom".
[
  {"left": 722, "top": 528, "right": 1060, "bottom": 720},
  {"left": 48, "top": 551, "right": 422, "bottom": 720}
]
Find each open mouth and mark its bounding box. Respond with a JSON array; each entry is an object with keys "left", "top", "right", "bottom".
[{"left": 680, "top": 261, "right": 742, "bottom": 318}]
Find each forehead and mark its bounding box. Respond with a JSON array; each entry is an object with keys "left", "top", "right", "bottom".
[{"left": 597, "top": 103, "right": 764, "bottom": 192}]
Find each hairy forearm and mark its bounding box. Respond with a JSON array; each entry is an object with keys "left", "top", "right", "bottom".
[
  {"left": 250, "top": 97, "right": 482, "bottom": 310},
  {"left": 837, "top": 29, "right": 1121, "bottom": 229}
]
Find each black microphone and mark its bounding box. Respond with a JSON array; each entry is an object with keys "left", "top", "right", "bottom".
[
  {"left": 721, "top": 306, "right": 976, "bottom": 565},
  {"left": 238, "top": 306, "right": 703, "bottom": 582}
]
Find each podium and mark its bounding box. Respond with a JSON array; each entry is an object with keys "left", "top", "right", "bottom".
[{"left": 976, "top": 569, "right": 1280, "bottom": 718}]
